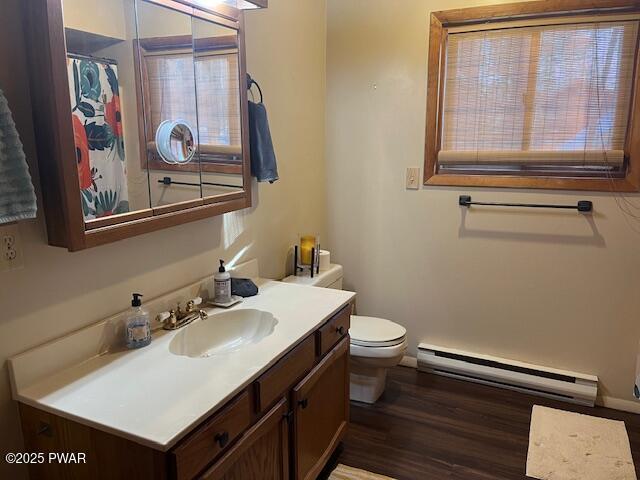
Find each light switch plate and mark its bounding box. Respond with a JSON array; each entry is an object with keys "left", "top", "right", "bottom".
[
  {"left": 406, "top": 167, "right": 420, "bottom": 189},
  {"left": 0, "top": 224, "right": 24, "bottom": 272}
]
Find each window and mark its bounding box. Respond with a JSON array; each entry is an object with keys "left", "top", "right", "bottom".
[
  {"left": 424, "top": 2, "right": 640, "bottom": 191},
  {"left": 194, "top": 53, "right": 241, "bottom": 150},
  {"left": 138, "top": 35, "right": 242, "bottom": 174}
]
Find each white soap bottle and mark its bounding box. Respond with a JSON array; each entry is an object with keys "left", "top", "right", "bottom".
[
  {"left": 214, "top": 259, "right": 231, "bottom": 304},
  {"left": 125, "top": 293, "right": 151, "bottom": 349}
]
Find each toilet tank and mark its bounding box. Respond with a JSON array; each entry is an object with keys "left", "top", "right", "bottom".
[{"left": 281, "top": 264, "right": 343, "bottom": 289}]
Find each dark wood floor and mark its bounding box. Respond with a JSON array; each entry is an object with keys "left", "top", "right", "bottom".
[{"left": 335, "top": 366, "right": 640, "bottom": 479}]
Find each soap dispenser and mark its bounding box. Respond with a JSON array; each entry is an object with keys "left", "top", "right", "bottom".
[
  {"left": 125, "top": 293, "right": 151, "bottom": 349},
  {"left": 214, "top": 259, "right": 232, "bottom": 304}
]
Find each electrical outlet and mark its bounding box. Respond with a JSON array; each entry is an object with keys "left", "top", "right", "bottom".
[
  {"left": 0, "top": 224, "right": 24, "bottom": 272},
  {"left": 406, "top": 167, "right": 420, "bottom": 189}
]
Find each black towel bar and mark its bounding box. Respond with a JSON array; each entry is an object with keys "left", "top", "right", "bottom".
[
  {"left": 158, "top": 176, "right": 240, "bottom": 189},
  {"left": 459, "top": 195, "right": 592, "bottom": 213}
]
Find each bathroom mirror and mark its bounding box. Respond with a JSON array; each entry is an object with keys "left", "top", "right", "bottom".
[
  {"left": 136, "top": 0, "right": 203, "bottom": 210},
  {"left": 192, "top": 16, "right": 247, "bottom": 201},
  {"left": 62, "top": 0, "right": 152, "bottom": 223},
  {"left": 25, "top": 0, "right": 253, "bottom": 250}
]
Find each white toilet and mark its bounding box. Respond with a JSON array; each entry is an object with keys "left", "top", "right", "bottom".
[{"left": 283, "top": 264, "right": 407, "bottom": 404}]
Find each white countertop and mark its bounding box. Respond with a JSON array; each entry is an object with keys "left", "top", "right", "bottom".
[{"left": 9, "top": 280, "right": 355, "bottom": 451}]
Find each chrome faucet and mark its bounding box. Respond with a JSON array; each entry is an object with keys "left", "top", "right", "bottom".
[{"left": 157, "top": 297, "right": 208, "bottom": 330}]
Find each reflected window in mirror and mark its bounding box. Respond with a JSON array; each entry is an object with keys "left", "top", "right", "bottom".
[
  {"left": 194, "top": 38, "right": 242, "bottom": 173},
  {"left": 138, "top": 30, "right": 243, "bottom": 177},
  {"left": 139, "top": 38, "right": 199, "bottom": 169}
]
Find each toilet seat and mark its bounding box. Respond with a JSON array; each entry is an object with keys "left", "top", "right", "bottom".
[
  {"left": 350, "top": 338, "right": 408, "bottom": 360},
  {"left": 349, "top": 315, "right": 407, "bottom": 347}
]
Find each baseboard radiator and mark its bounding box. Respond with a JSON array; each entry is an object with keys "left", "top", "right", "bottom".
[{"left": 417, "top": 343, "right": 598, "bottom": 406}]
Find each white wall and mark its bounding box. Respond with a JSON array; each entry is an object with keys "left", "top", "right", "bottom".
[
  {"left": 0, "top": 0, "right": 327, "bottom": 477},
  {"left": 326, "top": 0, "right": 640, "bottom": 410}
]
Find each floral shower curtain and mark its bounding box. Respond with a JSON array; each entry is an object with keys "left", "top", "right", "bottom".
[{"left": 67, "top": 57, "right": 129, "bottom": 221}]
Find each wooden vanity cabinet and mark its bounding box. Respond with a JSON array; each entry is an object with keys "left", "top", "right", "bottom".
[{"left": 18, "top": 303, "right": 352, "bottom": 480}]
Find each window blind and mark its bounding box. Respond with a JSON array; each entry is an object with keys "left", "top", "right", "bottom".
[
  {"left": 439, "top": 20, "right": 639, "bottom": 172},
  {"left": 145, "top": 52, "right": 241, "bottom": 157},
  {"left": 145, "top": 52, "right": 198, "bottom": 136},
  {"left": 195, "top": 53, "right": 241, "bottom": 153}
]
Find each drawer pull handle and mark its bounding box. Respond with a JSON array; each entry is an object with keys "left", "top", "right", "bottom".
[
  {"left": 336, "top": 326, "right": 345, "bottom": 335},
  {"left": 37, "top": 422, "right": 52, "bottom": 437},
  {"left": 298, "top": 398, "right": 309, "bottom": 409},
  {"left": 214, "top": 431, "right": 229, "bottom": 448}
]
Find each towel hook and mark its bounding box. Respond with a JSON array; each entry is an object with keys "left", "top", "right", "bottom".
[{"left": 247, "top": 73, "right": 263, "bottom": 103}]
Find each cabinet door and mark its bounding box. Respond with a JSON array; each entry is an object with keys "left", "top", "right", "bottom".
[
  {"left": 292, "top": 337, "right": 349, "bottom": 480},
  {"left": 200, "top": 398, "right": 289, "bottom": 480}
]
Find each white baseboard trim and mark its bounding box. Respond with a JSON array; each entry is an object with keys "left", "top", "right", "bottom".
[
  {"left": 598, "top": 395, "right": 640, "bottom": 414},
  {"left": 401, "top": 354, "right": 640, "bottom": 415},
  {"left": 399, "top": 355, "right": 417, "bottom": 368}
]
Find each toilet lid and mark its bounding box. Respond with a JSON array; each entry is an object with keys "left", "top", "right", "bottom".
[{"left": 349, "top": 315, "right": 407, "bottom": 347}]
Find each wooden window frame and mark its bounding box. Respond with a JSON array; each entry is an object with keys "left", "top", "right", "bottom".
[
  {"left": 423, "top": 0, "right": 640, "bottom": 192},
  {"left": 136, "top": 34, "right": 243, "bottom": 175}
]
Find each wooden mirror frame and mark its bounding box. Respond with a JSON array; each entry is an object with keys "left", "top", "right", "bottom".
[{"left": 22, "top": 0, "right": 254, "bottom": 251}]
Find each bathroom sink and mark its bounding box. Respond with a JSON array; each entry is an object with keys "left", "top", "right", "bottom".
[{"left": 169, "top": 309, "right": 278, "bottom": 358}]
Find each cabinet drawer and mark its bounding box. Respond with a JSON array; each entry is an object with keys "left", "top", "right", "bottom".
[
  {"left": 255, "top": 335, "right": 315, "bottom": 413},
  {"left": 172, "top": 390, "right": 252, "bottom": 480},
  {"left": 317, "top": 304, "right": 351, "bottom": 357}
]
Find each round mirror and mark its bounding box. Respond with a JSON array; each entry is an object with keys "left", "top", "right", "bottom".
[{"left": 155, "top": 120, "right": 197, "bottom": 164}]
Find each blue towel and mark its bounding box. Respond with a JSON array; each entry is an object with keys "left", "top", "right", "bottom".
[
  {"left": 0, "top": 89, "right": 37, "bottom": 224},
  {"left": 248, "top": 100, "right": 278, "bottom": 183}
]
